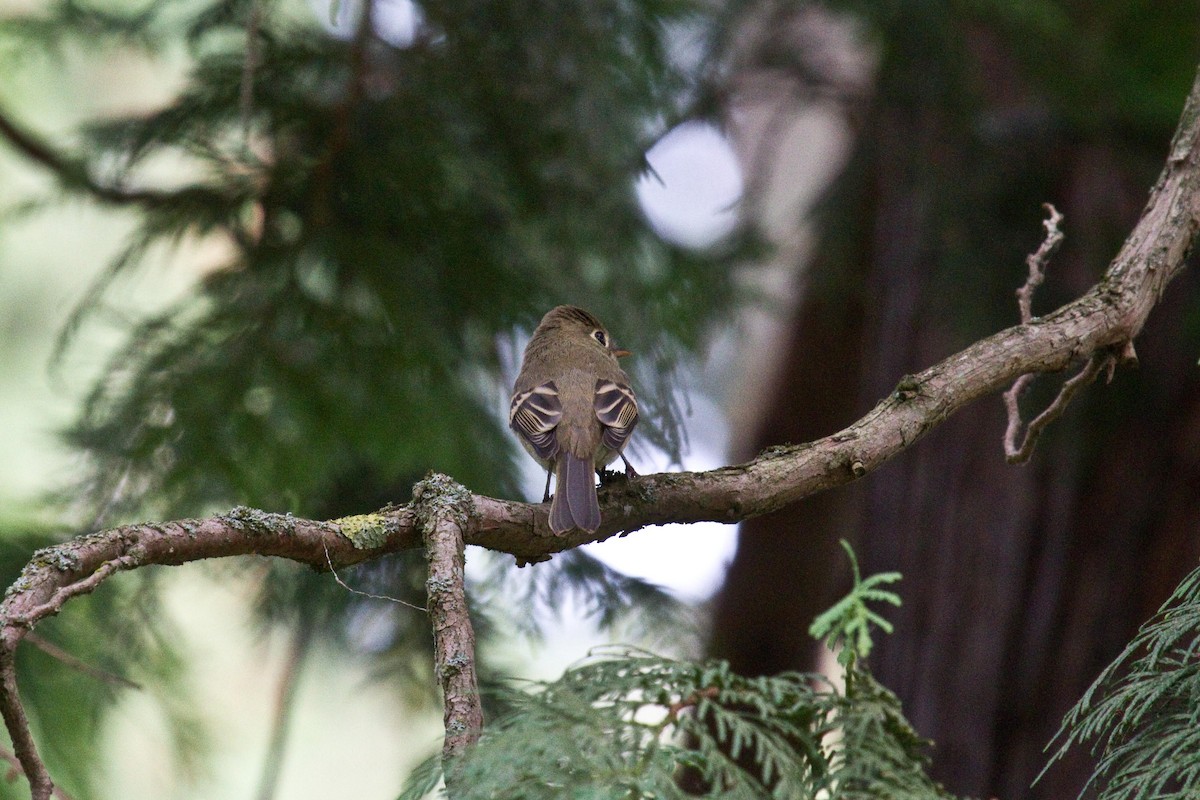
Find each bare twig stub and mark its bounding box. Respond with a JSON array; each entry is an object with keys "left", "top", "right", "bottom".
[
  {"left": 0, "top": 61, "right": 1199, "bottom": 800},
  {"left": 1017, "top": 204, "right": 1065, "bottom": 324}
]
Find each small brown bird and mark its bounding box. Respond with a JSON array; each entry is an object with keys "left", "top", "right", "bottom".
[{"left": 509, "top": 306, "right": 639, "bottom": 534}]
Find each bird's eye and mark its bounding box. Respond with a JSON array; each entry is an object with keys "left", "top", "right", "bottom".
[{"left": 592, "top": 330, "right": 607, "bottom": 346}]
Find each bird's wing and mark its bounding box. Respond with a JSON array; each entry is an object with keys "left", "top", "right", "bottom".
[
  {"left": 594, "top": 379, "right": 638, "bottom": 453},
  {"left": 509, "top": 380, "right": 562, "bottom": 461}
]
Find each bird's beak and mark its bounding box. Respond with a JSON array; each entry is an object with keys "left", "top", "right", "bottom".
[{"left": 613, "top": 348, "right": 632, "bottom": 358}]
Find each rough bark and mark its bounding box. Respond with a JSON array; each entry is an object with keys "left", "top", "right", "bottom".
[
  {"left": 415, "top": 474, "right": 484, "bottom": 763},
  {"left": 1, "top": 62, "right": 1199, "bottom": 800}
]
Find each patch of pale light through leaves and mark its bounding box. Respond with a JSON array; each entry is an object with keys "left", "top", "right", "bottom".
[
  {"left": 636, "top": 121, "right": 744, "bottom": 250},
  {"left": 311, "top": 0, "right": 422, "bottom": 48}
]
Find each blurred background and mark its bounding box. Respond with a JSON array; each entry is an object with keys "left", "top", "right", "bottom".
[{"left": 1, "top": 1, "right": 1199, "bottom": 798}]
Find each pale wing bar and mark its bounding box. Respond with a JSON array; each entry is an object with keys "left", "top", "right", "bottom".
[
  {"left": 509, "top": 381, "right": 561, "bottom": 461},
  {"left": 594, "top": 379, "right": 638, "bottom": 453}
]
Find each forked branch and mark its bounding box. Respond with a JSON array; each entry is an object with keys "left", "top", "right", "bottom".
[
  {"left": 1002, "top": 202, "right": 1089, "bottom": 464},
  {"left": 1005, "top": 352, "right": 1113, "bottom": 464},
  {"left": 2, "top": 62, "right": 1200, "bottom": 800}
]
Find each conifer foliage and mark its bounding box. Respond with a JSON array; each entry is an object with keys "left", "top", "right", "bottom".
[
  {"left": 1044, "top": 564, "right": 1200, "bottom": 800},
  {"left": 399, "top": 545, "right": 952, "bottom": 800},
  {"left": 1, "top": 0, "right": 733, "bottom": 795},
  {"left": 6, "top": 0, "right": 733, "bottom": 520},
  {"left": 4, "top": 3, "right": 1200, "bottom": 800}
]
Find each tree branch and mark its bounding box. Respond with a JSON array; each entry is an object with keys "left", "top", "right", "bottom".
[
  {"left": 2, "top": 58, "right": 1199, "bottom": 800},
  {"left": 0, "top": 104, "right": 233, "bottom": 210},
  {"left": 0, "top": 638, "right": 57, "bottom": 799},
  {"left": 24, "top": 634, "right": 141, "bottom": 691},
  {"left": 415, "top": 475, "right": 484, "bottom": 763}
]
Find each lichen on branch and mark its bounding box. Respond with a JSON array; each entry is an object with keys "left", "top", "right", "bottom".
[{"left": 0, "top": 57, "right": 1199, "bottom": 800}]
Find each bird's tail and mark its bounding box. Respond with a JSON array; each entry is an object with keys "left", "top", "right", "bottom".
[{"left": 549, "top": 453, "right": 600, "bottom": 534}]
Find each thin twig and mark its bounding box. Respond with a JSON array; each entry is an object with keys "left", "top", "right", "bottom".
[
  {"left": 1002, "top": 372, "right": 1036, "bottom": 458},
  {"left": 10, "top": 555, "right": 138, "bottom": 630},
  {"left": 1005, "top": 353, "right": 1111, "bottom": 464},
  {"left": 322, "top": 543, "right": 426, "bottom": 612},
  {"left": 0, "top": 550, "right": 144, "bottom": 800},
  {"left": 1003, "top": 204, "right": 1072, "bottom": 463},
  {"left": 0, "top": 745, "right": 74, "bottom": 800},
  {"left": 1017, "top": 204, "right": 1065, "bottom": 323},
  {"left": 25, "top": 634, "right": 142, "bottom": 691}
]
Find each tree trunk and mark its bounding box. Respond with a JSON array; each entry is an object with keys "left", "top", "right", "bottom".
[{"left": 709, "top": 10, "right": 1200, "bottom": 799}]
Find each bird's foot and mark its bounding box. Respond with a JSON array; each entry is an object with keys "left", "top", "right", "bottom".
[{"left": 620, "top": 454, "right": 639, "bottom": 478}]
